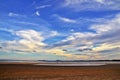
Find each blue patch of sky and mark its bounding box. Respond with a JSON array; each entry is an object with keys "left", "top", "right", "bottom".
[
  {"left": 44, "top": 36, "right": 67, "bottom": 44},
  {"left": 0, "top": 31, "right": 15, "bottom": 41}
]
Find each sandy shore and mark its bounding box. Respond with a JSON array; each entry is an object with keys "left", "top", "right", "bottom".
[{"left": 0, "top": 63, "right": 120, "bottom": 80}]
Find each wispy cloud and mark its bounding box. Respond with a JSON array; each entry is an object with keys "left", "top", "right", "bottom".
[
  {"left": 35, "top": 4, "right": 51, "bottom": 9},
  {"left": 62, "top": 0, "right": 120, "bottom": 11},
  {"left": 54, "top": 14, "right": 77, "bottom": 23},
  {"left": 42, "top": 30, "right": 59, "bottom": 39},
  {"left": 14, "top": 21, "right": 40, "bottom": 26},
  {"left": 59, "top": 17, "right": 77, "bottom": 23},
  {"left": 0, "top": 28, "right": 15, "bottom": 34},
  {"left": 95, "top": 0, "right": 106, "bottom": 4},
  {"left": 8, "top": 12, "right": 26, "bottom": 17},
  {"left": 49, "top": 31, "right": 59, "bottom": 37}
]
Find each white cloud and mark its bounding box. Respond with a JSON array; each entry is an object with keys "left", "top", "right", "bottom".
[
  {"left": 35, "top": 11, "right": 40, "bottom": 16},
  {"left": 49, "top": 31, "right": 59, "bottom": 37},
  {"left": 42, "top": 30, "right": 59, "bottom": 39},
  {"left": 63, "top": 32, "right": 95, "bottom": 42},
  {"left": 0, "top": 30, "right": 46, "bottom": 53},
  {"left": 93, "top": 42, "right": 120, "bottom": 52},
  {"left": 95, "top": 0, "right": 105, "bottom": 4},
  {"left": 90, "top": 25, "right": 112, "bottom": 33},
  {"left": 54, "top": 14, "right": 77, "bottom": 23},
  {"left": 35, "top": 5, "right": 51, "bottom": 9},
  {"left": 8, "top": 12, "right": 26, "bottom": 17},
  {"left": 8, "top": 12, "right": 19, "bottom": 17},
  {"left": 59, "top": 17, "right": 76, "bottom": 23},
  {"left": 16, "top": 30, "right": 46, "bottom": 46},
  {"left": 90, "top": 14, "right": 120, "bottom": 34}
]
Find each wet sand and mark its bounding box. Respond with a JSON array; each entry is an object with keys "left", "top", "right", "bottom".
[{"left": 0, "top": 63, "right": 120, "bottom": 80}]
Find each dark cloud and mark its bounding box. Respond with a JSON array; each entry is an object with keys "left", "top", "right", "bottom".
[
  {"left": 62, "top": 49, "right": 68, "bottom": 51},
  {"left": 77, "top": 48, "right": 92, "bottom": 52},
  {"left": 0, "top": 47, "right": 2, "bottom": 49},
  {"left": 53, "top": 41, "right": 71, "bottom": 47},
  {"left": 45, "top": 40, "right": 72, "bottom": 49},
  {"left": 90, "top": 29, "right": 120, "bottom": 44},
  {"left": 75, "top": 44, "right": 87, "bottom": 47},
  {"left": 74, "top": 54, "right": 88, "bottom": 55}
]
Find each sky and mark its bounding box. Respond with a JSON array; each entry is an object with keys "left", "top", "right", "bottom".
[{"left": 0, "top": 0, "right": 120, "bottom": 60}]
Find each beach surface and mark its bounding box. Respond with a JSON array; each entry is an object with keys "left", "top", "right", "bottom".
[{"left": 0, "top": 63, "right": 120, "bottom": 80}]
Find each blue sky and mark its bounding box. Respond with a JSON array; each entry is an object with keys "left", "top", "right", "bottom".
[{"left": 0, "top": 0, "right": 120, "bottom": 60}]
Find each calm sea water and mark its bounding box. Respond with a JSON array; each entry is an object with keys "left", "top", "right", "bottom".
[{"left": 34, "top": 61, "right": 120, "bottom": 66}]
